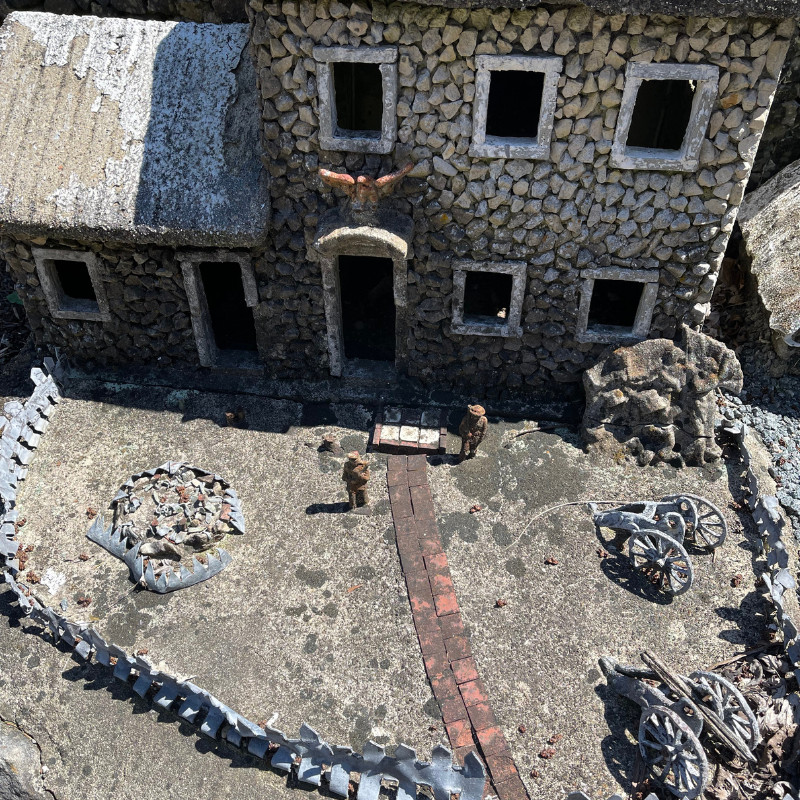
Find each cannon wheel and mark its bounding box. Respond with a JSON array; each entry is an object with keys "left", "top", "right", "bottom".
[
  {"left": 688, "top": 670, "right": 761, "bottom": 750},
  {"left": 629, "top": 529, "right": 694, "bottom": 595},
  {"left": 662, "top": 494, "right": 727, "bottom": 550},
  {"left": 639, "top": 705, "right": 709, "bottom": 800}
]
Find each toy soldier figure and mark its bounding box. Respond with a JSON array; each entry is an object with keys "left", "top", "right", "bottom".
[
  {"left": 458, "top": 404, "right": 488, "bottom": 461},
  {"left": 342, "top": 452, "right": 370, "bottom": 509}
]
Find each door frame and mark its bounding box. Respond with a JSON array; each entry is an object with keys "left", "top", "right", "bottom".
[
  {"left": 179, "top": 251, "right": 260, "bottom": 367},
  {"left": 315, "top": 229, "right": 409, "bottom": 377}
]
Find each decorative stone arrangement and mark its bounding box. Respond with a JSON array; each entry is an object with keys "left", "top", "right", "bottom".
[
  {"left": 582, "top": 325, "right": 743, "bottom": 466},
  {"left": 371, "top": 407, "right": 447, "bottom": 455},
  {"left": 87, "top": 462, "right": 244, "bottom": 593}
]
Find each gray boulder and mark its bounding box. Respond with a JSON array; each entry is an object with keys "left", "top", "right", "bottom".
[
  {"left": 0, "top": 724, "right": 46, "bottom": 800},
  {"left": 582, "top": 325, "right": 743, "bottom": 466}
]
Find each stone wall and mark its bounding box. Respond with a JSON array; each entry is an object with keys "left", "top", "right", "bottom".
[
  {"left": 748, "top": 32, "right": 800, "bottom": 191},
  {"left": 249, "top": 0, "right": 794, "bottom": 392},
  {"left": 0, "top": 0, "right": 245, "bottom": 23},
  {"left": 0, "top": 236, "right": 262, "bottom": 370}
]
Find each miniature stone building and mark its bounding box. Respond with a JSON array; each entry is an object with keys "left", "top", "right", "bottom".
[{"left": 0, "top": 1, "right": 797, "bottom": 397}]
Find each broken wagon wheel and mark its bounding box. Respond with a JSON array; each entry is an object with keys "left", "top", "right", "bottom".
[
  {"left": 638, "top": 705, "right": 709, "bottom": 800},
  {"left": 687, "top": 671, "right": 761, "bottom": 751},
  {"left": 628, "top": 530, "right": 694, "bottom": 595},
  {"left": 662, "top": 494, "right": 727, "bottom": 550}
]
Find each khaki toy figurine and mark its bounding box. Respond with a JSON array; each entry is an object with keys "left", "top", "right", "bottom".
[
  {"left": 458, "top": 404, "right": 488, "bottom": 461},
  {"left": 342, "top": 451, "right": 371, "bottom": 510}
]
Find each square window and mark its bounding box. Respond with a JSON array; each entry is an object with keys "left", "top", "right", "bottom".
[
  {"left": 314, "top": 46, "right": 398, "bottom": 154},
  {"left": 611, "top": 63, "right": 719, "bottom": 172},
  {"left": 485, "top": 71, "right": 544, "bottom": 140},
  {"left": 576, "top": 269, "right": 659, "bottom": 344},
  {"left": 451, "top": 261, "right": 526, "bottom": 337},
  {"left": 53, "top": 260, "right": 98, "bottom": 305},
  {"left": 332, "top": 62, "right": 383, "bottom": 135},
  {"left": 32, "top": 247, "right": 110, "bottom": 322},
  {"left": 470, "top": 55, "right": 562, "bottom": 160},
  {"left": 588, "top": 279, "right": 645, "bottom": 332},
  {"left": 626, "top": 79, "right": 695, "bottom": 151},
  {"left": 463, "top": 271, "right": 514, "bottom": 324}
]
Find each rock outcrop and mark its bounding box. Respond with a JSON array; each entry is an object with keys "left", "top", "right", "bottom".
[{"left": 582, "top": 326, "right": 743, "bottom": 466}]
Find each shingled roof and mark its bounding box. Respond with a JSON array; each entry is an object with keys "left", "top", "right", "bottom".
[
  {"left": 739, "top": 159, "right": 800, "bottom": 354},
  {"left": 0, "top": 13, "right": 268, "bottom": 247}
]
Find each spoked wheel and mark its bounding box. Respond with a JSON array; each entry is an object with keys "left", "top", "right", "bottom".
[
  {"left": 688, "top": 670, "right": 761, "bottom": 750},
  {"left": 639, "top": 705, "right": 709, "bottom": 799},
  {"left": 662, "top": 494, "right": 727, "bottom": 549},
  {"left": 629, "top": 529, "right": 694, "bottom": 595}
]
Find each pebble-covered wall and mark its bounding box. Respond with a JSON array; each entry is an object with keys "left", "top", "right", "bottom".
[
  {"left": 1, "top": 2, "right": 796, "bottom": 397},
  {"left": 249, "top": 0, "right": 795, "bottom": 392},
  {"left": 0, "top": 237, "right": 267, "bottom": 369},
  {"left": 748, "top": 32, "right": 800, "bottom": 191}
]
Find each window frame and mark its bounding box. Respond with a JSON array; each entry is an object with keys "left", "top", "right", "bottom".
[
  {"left": 451, "top": 260, "right": 526, "bottom": 338},
  {"left": 32, "top": 247, "right": 110, "bottom": 322},
  {"left": 610, "top": 62, "right": 720, "bottom": 172},
  {"left": 314, "top": 46, "right": 398, "bottom": 154},
  {"left": 576, "top": 267, "right": 659, "bottom": 344},
  {"left": 470, "top": 54, "right": 563, "bottom": 160}
]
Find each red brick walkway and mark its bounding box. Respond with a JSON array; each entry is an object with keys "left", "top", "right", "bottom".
[{"left": 387, "top": 454, "right": 528, "bottom": 800}]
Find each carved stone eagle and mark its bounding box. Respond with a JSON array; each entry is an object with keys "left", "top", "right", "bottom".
[{"left": 318, "top": 163, "right": 413, "bottom": 206}]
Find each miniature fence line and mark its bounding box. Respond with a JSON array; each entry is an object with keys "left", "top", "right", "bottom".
[
  {"left": 0, "top": 360, "right": 487, "bottom": 800},
  {"left": 723, "top": 420, "right": 800, "bottom": 676}
]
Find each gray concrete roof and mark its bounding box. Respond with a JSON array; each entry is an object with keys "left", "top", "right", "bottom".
[
  {"left": 0, "top": 13, "right": 268, "bottom": 248},
  {"left": 739, "top": 158, "right": 800, "bottom": 352}
]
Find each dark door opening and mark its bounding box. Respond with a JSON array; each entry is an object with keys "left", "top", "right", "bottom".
[
  {"left": 198, "top": 262, "right": 258, "bottom": 352},
  {"left": 339, "top": 255, "right": 395, "bottom": 362}
]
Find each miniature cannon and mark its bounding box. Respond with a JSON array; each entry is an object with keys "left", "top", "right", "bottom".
[
  {"left": 600, "top": 653, "right": 760, "bottom": 800},
  {"left": 589, "top": 494, "right": 727, "bottom": 595}
]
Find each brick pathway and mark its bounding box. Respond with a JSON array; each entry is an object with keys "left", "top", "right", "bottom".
[{"left": 387, "top": 454, "right": 528, "bottom": 800}]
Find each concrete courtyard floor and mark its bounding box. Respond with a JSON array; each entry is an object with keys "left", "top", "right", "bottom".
[{"left": 0, "top": 380, "right": 773, "bottom": 800}]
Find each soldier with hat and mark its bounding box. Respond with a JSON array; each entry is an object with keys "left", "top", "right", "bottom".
[
  {"left": 458, "top": 404, "right": 488, "bottom": 461},
  {"left": 342, "top": 451, "right": 371, "bottom": 509}
]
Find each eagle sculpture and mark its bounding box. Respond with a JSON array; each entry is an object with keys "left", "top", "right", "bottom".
[{"left": 318, "top": 163, "right": 413, "bottom": 206}]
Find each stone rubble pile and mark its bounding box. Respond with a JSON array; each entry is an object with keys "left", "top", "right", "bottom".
[
  {"left": 88, "top": 461, "right": 245, "bottom": 592},
  {"left": 582, "top": 325, "right": 742, "bottom": 466}
]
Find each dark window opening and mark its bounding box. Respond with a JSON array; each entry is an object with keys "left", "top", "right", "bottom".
[
  {"left": 588, "top": 279, "right": 644, "bottom": 331},
  {"left": 626, "top": 79, "right": 695, "bottom": 151},
  {"left": 53, "top": 260, "right": 97, "bottom": 303},
  {"left": 486, "top": 70, "right": 544, "bottom": 140},
  {"left": 339, "top": 255, "right": 395, "bottom": 361},
  {"left": 333, "top": 62, "right": 383, "bottom": 134},
  {"left": 198, "top": 261, "right": 258, "bottom": 352},
  {"left": 463, "top": 271, "right": 513, "bottom": 324}
]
